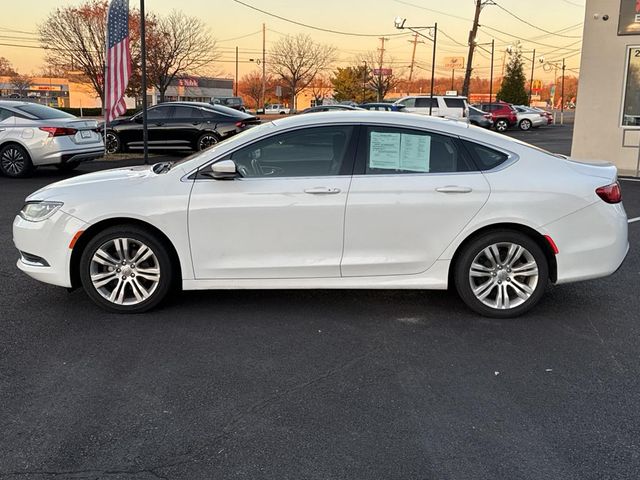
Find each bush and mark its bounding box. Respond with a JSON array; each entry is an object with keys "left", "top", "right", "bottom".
[{"left": 57, "top": 107, "right": 137, "bottom": 117}]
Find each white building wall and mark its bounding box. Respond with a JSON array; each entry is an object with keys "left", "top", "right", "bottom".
[{"left": 573, "top": 0, "right": 640, "bottom": 176}]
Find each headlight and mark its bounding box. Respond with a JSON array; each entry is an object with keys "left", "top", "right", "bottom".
[{"left": 19, "top": 201, "right": 63, "bottom": 222}]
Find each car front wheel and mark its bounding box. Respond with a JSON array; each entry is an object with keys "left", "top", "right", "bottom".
[
  {"left": 454, "top": 230, "right": 549, "bottom": 318},
  {"left": 494, "top": 119, "right": 509, "bottom": 132},
  {"left": 79, "top": 225, "right": 173, "bottom": 313}
]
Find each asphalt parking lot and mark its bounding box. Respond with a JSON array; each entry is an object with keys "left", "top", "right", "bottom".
[{"left": 1, "top": 127, "right": 640, "bottom": 479}]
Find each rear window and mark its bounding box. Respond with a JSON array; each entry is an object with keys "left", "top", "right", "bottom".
[
  {"left": 14, "top": 104, "right": 74, "bottom": 120},
  {"left": 415, "top": 97, "right": 437, "bottom": 108},
  {"left": 444, "top": 98, "right": 466, "bottom": 108},
  {"left": 462, "top": 140, "right": 509, "bottom": 171}
]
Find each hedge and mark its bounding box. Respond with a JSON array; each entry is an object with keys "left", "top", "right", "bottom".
[{"left": 57, "top": 107, "right": 137, "bottom": 117}]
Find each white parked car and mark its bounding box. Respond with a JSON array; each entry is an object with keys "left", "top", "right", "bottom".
[
  {"left": 513, "top": 105, "right": 548, "bottom": 131},
  {"left": 0, "top": 101, "right": 103, "bottom": 177},
  {"left": 393, "top": 95, "right": 468, "bottom": 119},
  {"left": 13, "top": 112, "right": 628, "bottom": 317},
  {"left": 263, "top": 104, "right": 290, "bottom": 115}
]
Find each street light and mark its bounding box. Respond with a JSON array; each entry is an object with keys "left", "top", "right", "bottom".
[
  {"left": 394, "top": 17, "right": 438, "bottom": 115},
  {"left": 474, "top": 39, "right": 495, "bottom": 103},
  {"left": 539, "top": 56, "right": 567, "bottom": 124}
]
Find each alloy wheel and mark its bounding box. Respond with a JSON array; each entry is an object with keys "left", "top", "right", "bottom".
[
  {"left": 105, "top": 132, "right": 120, "bottom": 154},
  {"left": 468, "top": 242, "right": 539, "bottom": 310},
  {"left": 89, "top": 237, "right": 160, "bottom": 306},
  {"left": 520, "top": 119, "right": 532, "bottom": 131},
  {"left": 495, "top": 120, "right": 508, "bottom": 132},
  {"left": 1, "top": 146, "right": 26, "bottom": 176},
  {"left": 198, "top": 134, "right": 218, "bottom": 151}
]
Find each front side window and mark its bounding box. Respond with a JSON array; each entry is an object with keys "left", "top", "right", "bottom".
[
  {"left": 364, "top": 126, "right": 475, "bottom": 174},
  {"left": 399, "top": 98, "right": 416, "bottom": 108},
  {"left": 622, "top": 46, "right": 640, "bottom": 126},
  {"left": 230, "top": 126, "right": 354, "bottom": 178}
]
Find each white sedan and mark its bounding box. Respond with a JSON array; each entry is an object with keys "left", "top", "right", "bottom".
[{"left": 13, "top": 112, "right": 628, "bottom": 317}]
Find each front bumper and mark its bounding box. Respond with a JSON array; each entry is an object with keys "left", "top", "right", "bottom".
[{"left": 13, "top": 210, "right": 87, "bottom": 288}]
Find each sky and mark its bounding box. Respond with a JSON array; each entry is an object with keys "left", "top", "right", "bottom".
[{"left": 0, "top": 0, "right": 585, "bottom": 82}]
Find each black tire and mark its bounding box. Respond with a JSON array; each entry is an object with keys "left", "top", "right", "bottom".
[
  {"left": 0, "top": 143, "right": 33, "bottom": 178},
  {"left": 454, "top": 230, "right": 549, "bottom": 318},
  {"left": 55, "top": 161, "right": 80, "bottom": 172},
  {"left": 519, "top": 119, "right": 532, "bottom": 131},
  {"left": 196, "top": 132, "right": 219, "bottom": 151},
  {"left": 105, "top": 131, "right": 121, "bottom": 154},
  {"left": 494, "top": 119, "right": 509, "bottom": 133},
  {"left": 79, "top": 225, "right": 174, "bottom": 313}
]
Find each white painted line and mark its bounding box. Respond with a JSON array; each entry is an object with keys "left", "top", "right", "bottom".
[
  {"left": 620, "top": 177, "right": 640, "bottom": 182},
  {"left": 629, "top": 217, "right": 640, "bottom": 224}
]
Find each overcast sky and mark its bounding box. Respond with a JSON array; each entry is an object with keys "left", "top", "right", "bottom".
[{"left": 1, "top": 0, "right": 585, "bottom": 81}]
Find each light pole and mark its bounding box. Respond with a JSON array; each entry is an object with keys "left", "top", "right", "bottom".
[
  {"left": 249, "top": 58, "right": 263, "bottom": 110},
  {"left": 362, "top": 61, "right": 368, "bottom": 103},
  {"left": 539, "top": 56, "right": 566, "bottom": 124},
  {"left": 474, "top": 39, "right": 494, "bottom": 103},
  {"left": 394, "top": 16, "right": 437, "bottom": 116}
]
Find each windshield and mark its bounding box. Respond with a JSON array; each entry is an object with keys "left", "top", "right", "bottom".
[{"left": 15, "top": 104, "right": 75, "bottom": 120}]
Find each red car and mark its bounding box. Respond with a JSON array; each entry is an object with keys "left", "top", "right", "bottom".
[{"left": 474, "top": 102, "right": 518, "bottom": 132}]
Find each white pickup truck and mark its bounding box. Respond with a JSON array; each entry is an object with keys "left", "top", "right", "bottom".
[{"left": 263, "top": 104, "right": 290, "bottom": 115}]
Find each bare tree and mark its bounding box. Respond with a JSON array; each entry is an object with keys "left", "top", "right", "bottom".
[
  {"left": 358, "top": 51, "right": 402, "bottom": 101},
  {"left": 11, "top": 74, "right": 33, "bottom": 97},
  {"left": 146, "top": 11, "right": 217, "bottom": 103},
  {"left": 239, "top": 71, "right": 265, "bottom": 109},
  {"left": 38, "top": 0, "right": 141, "bottom": 105},
  {"left": 0, "top": 57, "right": 16, "bottom": 76},
  {"left": 309, "top": 74, "right": 332, "bottom": 106},
  {"left": 269, "top": 34, "right": 335, "bottom": 111}
]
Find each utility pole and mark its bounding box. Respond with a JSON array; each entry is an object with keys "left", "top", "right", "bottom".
[
  {"left": 463, "top": 0, "right": 494, "bottom": 98},
  {"left": 261, "top": 23, "right": 266, "bottom": 112},
  {"left": 377, "top": 36, "right": 388, "bottom": 102},
  {"left": 234, "top": 46, "right": 239, "bottom": 96},
  {"left": 407, "top": 33, "right": 421, "bottom": 93}
]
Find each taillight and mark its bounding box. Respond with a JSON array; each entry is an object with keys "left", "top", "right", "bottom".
[
  {"left": 235, "top": 121, "right": 245, "bottom": 128},
  {"left": 39, "top": 127, "right": 78, "bottom": 137},
  {"left": 596, "top": 182, "right": 622, "bottom": 204}
]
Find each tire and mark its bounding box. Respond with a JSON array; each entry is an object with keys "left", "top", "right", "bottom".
[
  {"left": 105, "top": 131, "right": 121, "bottom": 154},
  {"left": 454, "top": 230, "right": 549, "bottom": 318},
  {"left": 196, "top": 132, "right": 219, "bottom": 151},
  {"left": 519, "top": 119, "right": 532, "bottom": 131},
  {"left": 494, "top": 119, "right": 509, "bottom": 132},
  {"left": 55, "top": 161, "right": 80, "bottom": 172},
  {"left": 0, "top": 143, "right": 33, "bottom": 178},
  {"left": 79, "top": 225, "right": 173, "bottom": 313}
]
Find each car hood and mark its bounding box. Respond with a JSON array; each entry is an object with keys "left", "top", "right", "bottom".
[{"left": 27, "top": 165, "right": 155, "bottom": 202}]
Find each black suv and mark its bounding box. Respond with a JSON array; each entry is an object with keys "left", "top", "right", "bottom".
[
  {"left": 211, "top": 96, "right": 246, "bottom": 112},
  {"left": 104, "top": 102, "right": 259, "bottom": 154}
]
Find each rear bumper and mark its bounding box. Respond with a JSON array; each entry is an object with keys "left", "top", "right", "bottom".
[
  {"left": 542, "top": 201, "right": 629, "bottom": 284},
  {"left": 60, "top": 149, "right": 103, "bottom": 164}
]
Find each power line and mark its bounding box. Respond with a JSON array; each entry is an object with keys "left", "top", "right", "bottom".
[
  {"left": 492, "top": 1, "right": 582, "bottom": 38},
  {"left": 231, "top": 0, "right": 419, "bottom": 37}
]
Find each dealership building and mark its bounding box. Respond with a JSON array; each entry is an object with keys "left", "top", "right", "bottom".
[{"left": 573, "top": 0, "right": 640, "bottom": 176}]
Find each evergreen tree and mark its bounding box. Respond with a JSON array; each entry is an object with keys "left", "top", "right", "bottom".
[
  {"left": 331, "top": 66, "right": 376, "bottom": 103},
  {"left": 497, "top": 46, "right": 529, "bottom": 105}
]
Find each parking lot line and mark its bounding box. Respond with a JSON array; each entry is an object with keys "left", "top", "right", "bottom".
[
  {"left": 620, "top": 177, "right": 640, "bottom": 182},
  {"left": 629, "top": 217, "right": 640, "bottom": 223}
]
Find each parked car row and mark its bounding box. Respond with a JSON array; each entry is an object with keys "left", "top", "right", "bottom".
[{"left": 473, "top": 102, "right": 553, "bottom": 132}]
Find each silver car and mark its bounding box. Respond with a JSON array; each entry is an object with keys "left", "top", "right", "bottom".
[
  {"left": 0, "top": 101, "right": 104, "bottom": 178},
  {"left": 513, "top": 105, "right": 548, "bottom": 131}
]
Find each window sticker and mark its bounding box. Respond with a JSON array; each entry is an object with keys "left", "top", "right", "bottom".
[{"left": 369, "top": 131, "right": 431, "bottom": 172}]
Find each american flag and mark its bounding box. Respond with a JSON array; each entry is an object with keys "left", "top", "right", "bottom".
[{"left": 105, "top": 0, "right": 131, "bottom": 123}]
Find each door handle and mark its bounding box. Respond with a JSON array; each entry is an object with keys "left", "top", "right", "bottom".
[
  {"left": 435, "top": 186, "right": 473, "bottom": 193},
  {"left": 304, "top": 187, "right": 341, "bottom": 194}
]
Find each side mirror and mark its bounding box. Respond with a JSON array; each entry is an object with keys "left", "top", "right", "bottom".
[{"left": 210, "top": 159, "right": 237, "bottom": 179}]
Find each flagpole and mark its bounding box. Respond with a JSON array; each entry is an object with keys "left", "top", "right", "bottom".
[
  {"left": 103, "top": 5, "right": 109, "bottom": 157},
  {"left": 140, "top": 0, "right": 149, "bottom": 165}
]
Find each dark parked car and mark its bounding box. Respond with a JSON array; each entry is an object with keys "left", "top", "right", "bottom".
[
  {"left": 104, "top": 102, "right": 259, "bottom": 154},
  {"left": 467, "top": 106, "right": 493, "bottom": 128},
  {"left": 211, "top": 96, "right": 246, "bottom": 112},
  {"left": 299, "top": 105, "right": 365, "bottom": 114},
  {"left": 473, "top": 102, "right": 518, "bottom": 132},
  {"left": 358, "top": 102, "right": 406, "bottom": 112}
]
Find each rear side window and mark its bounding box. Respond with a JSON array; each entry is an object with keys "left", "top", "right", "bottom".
[
  {"left": 415, "top": 97, "right": 437, "bottom": 108},
  {"left": 444, "top": 98, "right": 465, "bottom": 108},
  {"left": 462, "top": 140, "right": 509, "bottom": 171},
  {"left": 363, "top": 126, "right": 475, "bottom": 174}
]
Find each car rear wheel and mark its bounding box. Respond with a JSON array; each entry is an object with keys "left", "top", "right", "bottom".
[
  {"left": 519, "top": 119, "right": 532, "bottom": 131},
  {"left": 105, "top": 131, "right": 121, "bottom": 154},
  {"left": 454, "top": 230, "right": 549, "bottom": 318},
  {"left": 79, "top": 226, "right": 173, "bottom": 313},
  {"left": 495, "top": 119, "right": 509, "bottom": 132},
  {"left": 196, "top": 132, "right": 219, "bottom": 151},
  {"left": 0, "top": 143, "right": 33, "bottom": 178}
]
